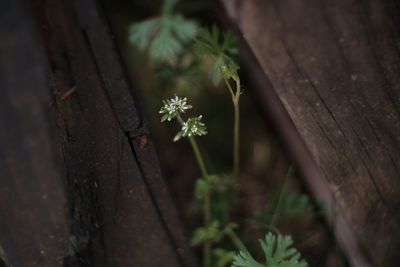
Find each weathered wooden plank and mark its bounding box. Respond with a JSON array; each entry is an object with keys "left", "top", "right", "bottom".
[
  {"left": 72, "top": 1, "right": 197, "bottom": 264},
  {"left": 0, "top": 1, "right": 69, "bottom": 266},
  {"left": 221, "top": 1, "right": 400, "bottom": 267},
  {"left": 30, "top": 0, "right": 196, "bottom": 265},
  {"left": 0, "top": 0, "right": 197, "bottom": 266},
  {"left": 228, "top": 23, "right": 371, "bottom": 267}
]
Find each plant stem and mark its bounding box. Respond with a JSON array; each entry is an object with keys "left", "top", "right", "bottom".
[
  {"left": 223, "top": 77, "right": 241, "bottom": 182},
  {"left": 225, "top": 228, "right": 248, "bottom": 254},
  {"left": 176, "top": 114, "right": 212, "bottom": 267},
  {"left": 223, "top": 77, "right": 235, "bottom": 100},
  {"left": 203, "top": 234, "right": 211, "bottom": 267},
  {"left": 270, "top": 166, "right": 293, "bottom": 226},
  {"left": 188, "top": 136, "right": 208, "bottom": 179},
  {"left": 233, "top": 98, "right": 240, "bottom": 181},
  {"left": 188, "top": 136, "right": 212, "bottom": 267}
]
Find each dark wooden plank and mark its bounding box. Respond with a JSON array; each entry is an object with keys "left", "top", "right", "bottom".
[
  {"left": 72, "top": 2, "right": 198, "bottom": 265},
  {"left": 0, "top": 1, "right": 69, "bottom": 266},
  {"left": 225, "top": 20, "right": 371, "bottom": 267},
  {"left": 221, "top": 1, "right": 400, "bottom": 267},
  {"left": 32, "top": 0, "right": 197, "bottom": 266},
  {"left": 0, "top": 0, "right": 197, "bottom": 266}
]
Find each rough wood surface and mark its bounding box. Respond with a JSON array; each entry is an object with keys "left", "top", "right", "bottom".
[
  {"left": 230, "top": 23, "right": 372, "bottom": 267},
  {"left": 221, "top": 1, "right": 400, "bottom": 267},
  {"left": 0, "top": 1, "right": 69, "bottom": 266},
  {"left": 0, "top": 0, "right": 197, "bottom": 266}
]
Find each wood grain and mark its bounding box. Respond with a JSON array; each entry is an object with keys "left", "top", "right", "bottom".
[
  {"left": 0, "top": 1, "right": 68, "bottom": 266},
  {"left": 0, "top": 0, "right": 197, "bottom": 266},
  {"left": 221, "top": 0, "right": 400, "bottom": 267}
]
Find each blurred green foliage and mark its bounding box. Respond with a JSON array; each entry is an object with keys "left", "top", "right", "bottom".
[
  {"left": 232, "top": 233, "right": 308, "bottom": 267},
  {"left": 255, "top": 190, "right": 322, "bottom": 227},
  {"left": 194, "top": 25, "right": 238, "bottom": 84},
  {"left": 129, "top": 0, "right": 199, "bottom": 61},
  {"left": 123, "top": 0, "right": 345, "bottom": 266}
]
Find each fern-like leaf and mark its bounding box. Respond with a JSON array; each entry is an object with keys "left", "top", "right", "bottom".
[
  {"left": 194, "top": 25, "right": 238, "bottom": 84},
  {"left": 232, "top": 233, "right": 308, "bottom": 267},
  {"left": 233, "top": 251, "right": 264, "bottom": 267},
  {"left": 214, "top": 249, "right": 236, "bottom": 267},
  {"left": 129, "top": 18, "right": 161, "bottom": 50},
  {"left": 129, "top": 0, "right": 199, "bottom": 61}
]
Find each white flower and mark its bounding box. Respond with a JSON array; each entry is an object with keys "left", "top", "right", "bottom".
[
  {"left": 170, "top": 95, "right": 192, "bottom": 113},
  {"left": 174, "top": 115, "right": 207, "bottom": 141},
  {"left": 159, "top": 95, "right": 192, "bottom": 122}
]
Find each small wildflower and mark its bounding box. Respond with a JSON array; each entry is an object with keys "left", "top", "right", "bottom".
[
  {"left": 159, "top": 95, "right": 192, "bottom": 122},
  {"left": 174, "top": 116, "right": 207, "bottom": 141},
  {"left": 182, "top": 116, "right": 207, "bottom": 136}
]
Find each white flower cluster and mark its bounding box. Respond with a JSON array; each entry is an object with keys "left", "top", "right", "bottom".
[
  {"left": 174, "top": 116, "right": 207, "bottom": 141},
  {"left": 160, "top": 96, "right": 207, "bottom": 142},
  {"left": 159, "top": 95, "right": 192, "bottom": 122}
]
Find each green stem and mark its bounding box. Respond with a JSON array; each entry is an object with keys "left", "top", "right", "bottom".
[
  {"left": 223, "top": 78, "right": 241, "bottom": 181},
  {"left": 176, "top": 114, "right": 212, "bottom": 267},
  {"left": 233, "top": 99, "right": 240, "bottom": 181},
  {"left": 188, "top": 137, "right": 208, "bottom": 179},
  {"left": 225, "top": 228, "right": 248, "bottom": 254},
  {"left": 204, "top": 238, "right": 211, "bottom": 267},
  {"left": 176, "top": 114, "right": 208, "bottom": 178},
  {"left": 270, "top": 166, "right": 294, "bottom": 226},
  {"left": 188, "top": 136, "right": 212, "bottom": 267},
  {"left": 223, "top": 77, "right": 235, "bottom": 99}
]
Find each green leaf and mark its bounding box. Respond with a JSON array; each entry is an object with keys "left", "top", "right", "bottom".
[
  {"left": 171, "top": 15, "right": 199, "bottom": 42},
  {"left": 214, "top": 248, "right": 235, "bottom": 267},
  {"left": 161, "top": 113, "right": 170, "bottom": 122},
  {"left": 191, "top": 220, "right": 220, "bottom": 246},
  {"left": 129, "top": 18, "right": 161, "bottom": 50},
  {"left": 194, "top": 25, "right": 238, "bottom": 84},
  {"left": 194, "top": 25, "right": 238, "bottom": 58},
  {"left": 173, "top": 131, "right": 183, "bottom": 142},
  {"left": 210, "top": 56, "right": 225, "bottom": 85},
  {"left": 129, "top": 0, "right": 199, "bottom": 61},
  {"left": 232, "top": 251, "right": 264, "bottom": 267},
  {"left": 232, "top": 233, "right": 308, "bottom": 267},
  {"left": 195, "top": 178, "right": 209, "bottom": 200},
  {"left": 193, "top": 174, "right": 226, "bottom": 200},
  {"left": 150, "top": 26, "right": 183, "bottom": 60},
  {"left": 205, "top": 174, "right": 219, "bottom": 183},
  {"left": 191, "top": 227, "right": 207, "bottom": 246}
]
